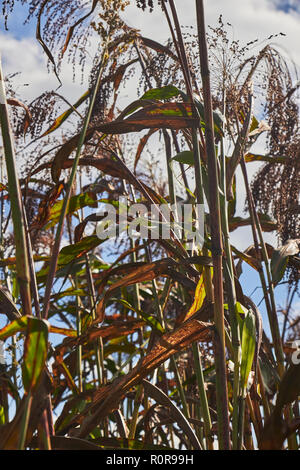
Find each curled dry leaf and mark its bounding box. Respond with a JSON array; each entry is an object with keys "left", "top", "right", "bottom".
[
  {"left": 60, "top": 318, "right": 212, "bottom": 437},
  {"left": 48, "top": 102, "right": 197, "bottom": 183}
]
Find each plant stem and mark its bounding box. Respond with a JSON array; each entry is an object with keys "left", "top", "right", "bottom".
[
  {"left": 42, "top": 43, "right": 108, "bottom": 319},
  {"left": 128, "top": 384, "right": 143, "bottom": 439},
  {"left": 219, "top": 92, "right": 241, "bottom": 449},
  {"left": 0, "top": 57, "right": 32, "bottom": 315},
  {"left": 192, "top": 342, "right": 213, "bottom": 449},
  {"left": 18, "top": 391, "right": 32, "bottom": 450},
  {"left": 195, "top": 0, "right": 230, "bottom": 449},
  {"left": 240, "top": 156, "right": 285, "bottom": 375}
]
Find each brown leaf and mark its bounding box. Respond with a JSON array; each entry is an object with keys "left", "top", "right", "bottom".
[
  {"left": 62, "top": 318, "right": 212, "bottom": 438},
  {"left": 36, "top": 0, "right": 61, "bottom": 85},
  {"left": 143, "top": 379, "right": 201, "bottom": 449},
  {"left": 49, "top": 102, "right": 197, "bottom": 183},
  {"left": 61, "top": 0, "right": 99, "bottom": 57},
  {"left": 54, "top": 319, "right": 146, "bottom": 354},
  {"left": 134, "top": 128, "right": 158, "bottom": 172},
  {"left": 29, "top": 182, "right": 65, "bottom": 229},
  {"left": 139, "top": 36, "right": 179, "bottom": 63},
  {"left": 7, "top": 98, "right": 32, "bottom": 135},
  {"left": 0, "top": 369, "right": 52, "bottom": 449},
  {"left": 259, "top": 362, "right": 300, "bottom": 449},
  {"left": 0, "top": 287, "right": 21, "bottom": 321},
  {"left": 94, "top": 259, "right": 178, "bottom": 324}
]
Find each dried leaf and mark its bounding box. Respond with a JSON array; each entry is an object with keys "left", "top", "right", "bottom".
[
  {"left": 142, "top": 379, "right": 201, "bottom": 450},
  {"left": 65, "top": 318, "right": 212, "bottom": 438}
]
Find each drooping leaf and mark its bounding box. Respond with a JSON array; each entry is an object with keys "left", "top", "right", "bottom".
[
  {"left": 248, "top": 120, "right": 271, "bottom": 136},
  {"left": 139, "top": 35, "right": 180, "bottom": 63},
  {"left": 94, "top": 258, "right": 188, "bottom": 324},
  {"left": 171, "top": 150, "right": 194, "bottom": 166},
  {"left": 0, "top": 316, "right": 28, "bottom": 341},
  {"left": 57, "top": 235, "right": 103, "bottom": 267},
  {"left": 244, "top": 153, "right": 288, "bottom": 164},
  {"left": 259, "top": 362, "right": 300, "bottom": 450},
  {"left": 142, "top": 379, "right": 202, "bottom": 450},
  {"left": 134, "top": 128, "right": 158, "bottom": 171},
  {"left": 271, "top": 239, "right": 299, "bottom": 284},
  {"left": 7, "top": 98, "right": 31, "bottom": 135},
  {"left": 141, "top": 85, "right": 181, "bottom": 101},
  {"left": 231, "top": 245, "right": 261, "bottom": 271},
  {"left": 180, "top": 92, "right": 225, "bottom": 138},
  {"left": 229, "top": 214, "right": 277, "bottom": 232},
  {"left": 0, "top": 287, "right": 21, "bottom": 321},
  {"left": 275, "top": 362, "right": 300, "bottom": 412},
  {"left": 30, "top": 182, "right": 65, "bottom": 229},
  {"left": 49, "top": 102, "right": 199, "bottom": 182},
  {"left": 41, "top": 90, "right": 90, "bottom": 137},
  {"left": 51, "top": 286, "right": 85, "bottom": 301},
  {"left": 240, "top": 309, "right": 256, "bottom": 396},
  {"left": 114, "top": 298, "right": 165, "bottom": 333},
  {"left": 180, "top": 275, "right": 206, "bottom": 323},
  {"left": 39, "top": 59, "right": 138, "bottom": 138},
  {"left": 45, "top": 191, "right": 98, "bottom": 228},
  {"left": 22, "top": 317, "right": 50, "bottom": 393},
  {"left": 49, "top": 326, "right": 76, "bottom": 337},
  {"left": 36, "top": 0, "right": 61, "bottom": 85},
  {"left": 61, "top": 0, "right": 99, "bottom": 56},
  {"left": 112, "top": 60, "right": 139, "bottom": 92},
  {"left": 62, "top": 318, "right": 212, "bottom": 437}
]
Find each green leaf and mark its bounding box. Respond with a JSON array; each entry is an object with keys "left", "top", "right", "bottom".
[
  {"left": 22, "top": 317, "right": 50, "bottom": 393},
  {"left": 41, "top": 90, "right": 90, "bottom": 137},
  {"left": 0, "top": 317, "right": 28, "bottom": 341},
  {"left": 114, "top": 298, "right": 165, "bottom": 334},
  {"left": 171, "top": 150, "right": 194, "bottom": 166},
  {"left": 271, "top": 239, "right": 299, "bottom": 285},
  {"left": 249, "top": 115, "right": 259, "bottom": 133},
  {"left": 240, "top": 309, "right": 256, "bottom": 396},
  {"left": 224, "top": 301, "right": 248, "bottom": 316},
  {"left": 141, "top": 85, "right": 181, "bottom": 101},
  {"left": 180, "top": 92, "right": 225, "bottom": 137},
  {"left": 51, "top": 286, "right": 86, "bottom": 301},
  {"left": 0, "top": 406, "right": 5, "bottom": 425},
  {"left": 45, "top": 191, "right": 97, "bottom": 228},
  {"left": 231, "top": 245, "right": 261, "bottom": 271},
  {"left": 58, "top": 235, "right": 103, "bottom": 267}
]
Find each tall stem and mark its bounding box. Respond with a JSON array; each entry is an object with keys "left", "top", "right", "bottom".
[
  {"left": 195, "top": 0, "right": 230, "bottom": 449},
  {"left": 0, "top": 57, "right": 32, "bottom": 315},
  {"left": 42, "top": 43, "right": 108, "bottom": 319}
]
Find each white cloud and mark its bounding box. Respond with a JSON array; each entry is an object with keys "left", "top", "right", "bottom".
[
  {"left": 123, "top": 0, "right": 300, "bottom": 68},
  {"left": 2, "top": 2, "right": 299, "bottom": 102},
  {"left": 0, "top": 33, "right": 86, "bottom": 103}
]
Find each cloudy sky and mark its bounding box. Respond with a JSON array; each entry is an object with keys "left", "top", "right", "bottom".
[
  {"left": 0, "top": 1, "right": 299, "bottom": 319},
  {"left": 1, "top": 0, "right": 299, "bottom": 102}
]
